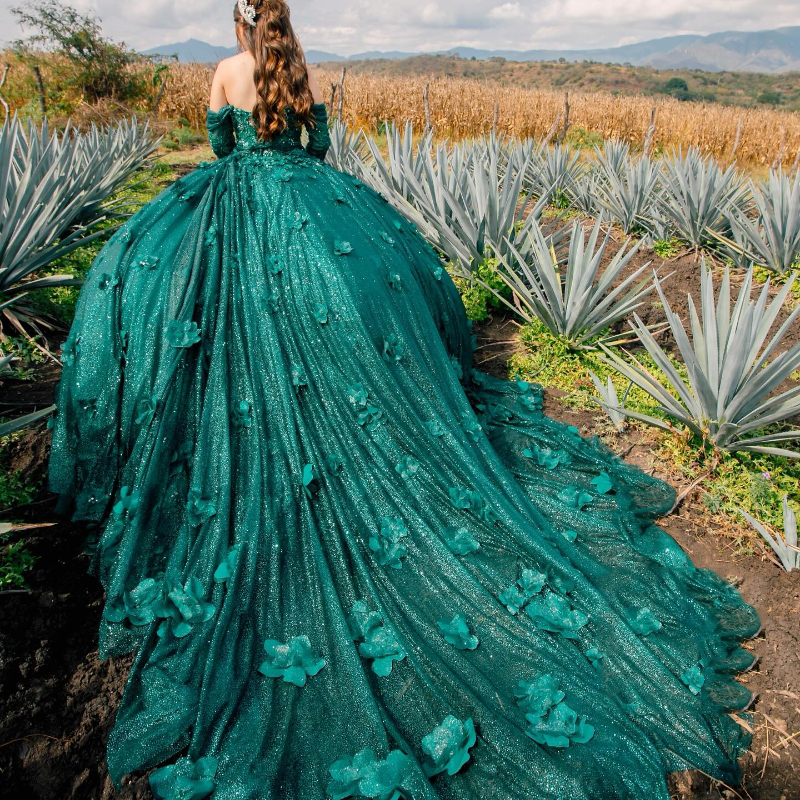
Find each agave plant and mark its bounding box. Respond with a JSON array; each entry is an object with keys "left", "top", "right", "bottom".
[
  {"left": 0, "top": 403, "right": 56, "bottom": 438},
  {"left": 740, "top": 496, "right": 799, "bottom": 572},
  {"left": 657, "top": 147, "right": 751, "bottom": 251},
  {"left": 600, "top": 263, "right": 800, "bottom": 457},
  {"left": 593, "top": 140, "right": 631, "bottom": 183},
  {"left": 489, "top": 215, "right": 659, "bottom": 350},
  {"left": 594, "top": 153, "right": 660, "bottom": 234},
  {"left": 565, "top": 170, "right": 602, "bottom": 215},
  {"left": 458, "top": 129, "right": 520, "bottom": 178},
  {"left": 365, "top": 132, "right": 545, "bottom": 274},
  {"left": 589, "top": 371, "right": 630, "bottom": 432},
  {"left": 525, "top": 143, "right": 583, "bottom": 202},
  {"left": 1, "top": 115, "right": 159, "bottom": 334},
  {"left": 723, "top": 169, "right": 800, "bottom": 274},
  {"left": 361, "top": 120, "right": 433, "bottom": 205}
]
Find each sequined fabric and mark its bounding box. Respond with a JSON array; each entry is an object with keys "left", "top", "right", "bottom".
[{"left": 47, "top": 103, "right": 760, "bottom": 800}]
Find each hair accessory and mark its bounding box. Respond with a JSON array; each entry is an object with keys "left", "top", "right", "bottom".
[{"left": 237, "top": 0, "right": 258, "bottom": 26}]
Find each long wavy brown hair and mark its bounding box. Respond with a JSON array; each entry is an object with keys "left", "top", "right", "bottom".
[{"left": 233, "top": 0, "right": 316, "bottom": 141}]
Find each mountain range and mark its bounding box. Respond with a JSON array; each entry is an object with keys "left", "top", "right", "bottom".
[{"left": 142, "top": 27, "right": 800, "bottom": 74}]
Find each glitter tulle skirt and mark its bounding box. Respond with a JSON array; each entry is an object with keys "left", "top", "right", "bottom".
[{"left": 48, "top": 144, "right": 760, "bottom": 800}]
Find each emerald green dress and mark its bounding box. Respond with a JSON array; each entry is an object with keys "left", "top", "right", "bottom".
[{"left": 47, "top": 101, "right": 760, "bottom": 800}]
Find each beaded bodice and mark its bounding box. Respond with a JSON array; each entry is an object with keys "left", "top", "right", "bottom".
[
  {"left": 231, "top": 106, "right": 304, "bottom": 151},
  {"left": 206, "top": 102, "right": 331, "bottom": 160}
]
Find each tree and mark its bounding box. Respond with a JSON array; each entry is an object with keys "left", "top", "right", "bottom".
[
  {"left": 757, "top": 90, "right": 782, "bottom": 106},
  {"left": 661, "top": 77, "right": 693, "bottom": 101},
  {"left": 663, "top": 77, "right": 689, "bottom": 93},
  {"left": 11, "top": 0, "right": 146, "bottom": 102}
]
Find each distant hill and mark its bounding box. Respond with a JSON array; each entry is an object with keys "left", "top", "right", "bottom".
[
  {"left": 143, "top": 27, "right": 800, "bottom": 73},
  {"left": 142, "top": 38, "right": 342, "bottom": 64},
  {"left": 329, "top": 54, "right": 799, "bottom": 112}
]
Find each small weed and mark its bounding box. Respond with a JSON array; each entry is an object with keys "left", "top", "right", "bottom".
[
  {"left": 1, "top": 336, "right": 48, "bottom": 379},
  {"left": 0, "top": 529, "right": 38, "bottom": 590},
  {"left": 450, "top": 258, "right": 511, "bottom": 323},
  {"left": 652, "top": 238, "right": 681, "bottom": 258},
  {"left": 0, "top": 468, "right": 39, "bottom": 511},
  {"left": 164, "top": 123, "right": 206, "bottom": 151}
]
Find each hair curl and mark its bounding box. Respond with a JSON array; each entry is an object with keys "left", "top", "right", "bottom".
[{"left": 233, "top": 0, "right": 316, "bottom": 141}]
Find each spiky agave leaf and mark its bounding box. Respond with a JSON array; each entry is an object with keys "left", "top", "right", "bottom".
[
  {"left": 740, "top": 496, "right": 799, "bottom": 572},
  {"left": 724, "top": 169, "right": 800, "bottom": 274},
  {"left": 657, "top": 147, "right": 751, "bottom": 250},
  {"left": 600, "top": 262, "right": 800, "bottom": 457},
  {"left": 588, "top": 370, "right": 630, "bottom": 432},
  {"left": 325, "top": 119, "right": 370, "bottom": 175},
  {"left": 594, "top": 154, "right": 660, "bottom": 235},
  {"left": 524, "top": 143, "right": 583, "bottom": 202},
  {"left": 0, "top": 115, "right": 159, "bottom": 296},
  {"left": 489, "top": 215, "right": 659, "bottom": 349},
  {"left": 0, "top": 404, "right": 56, "bottom": 438}
]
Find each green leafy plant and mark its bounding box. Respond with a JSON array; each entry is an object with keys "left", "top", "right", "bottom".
[
  {"left": 600, "top": 263, "right": 800, "bottom": 457},
  {"left": 451, "top": 257, "right": 510, "bottom": 322},
  {"left": 652, "top": 238, "right": 681, "bottom": 258}
]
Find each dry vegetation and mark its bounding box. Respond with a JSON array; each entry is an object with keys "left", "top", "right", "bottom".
[
  {"left": 156, "top": 64, "right": 800, "bottom": 167},
  {"left": 315, "top": 70, "right": 800, "bottom": 167},
  {"left": 3, "top": 55, "right": 799, "bottom": 167}
]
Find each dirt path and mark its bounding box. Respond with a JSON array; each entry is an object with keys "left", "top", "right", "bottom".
[{"left": 0, "top": 312, "right": 797, "bottom": 800}]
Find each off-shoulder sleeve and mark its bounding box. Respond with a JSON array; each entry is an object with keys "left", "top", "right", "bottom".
[
  {"left": 206, "top": 106, "right": 236, "bottom": 159},
  {"left": 305, "top": 103, "right": 331, "bottom": 161}
]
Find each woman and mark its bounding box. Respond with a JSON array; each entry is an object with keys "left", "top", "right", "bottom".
[{"left": 48, "top": 1, "right": 761, "bottom": 798}]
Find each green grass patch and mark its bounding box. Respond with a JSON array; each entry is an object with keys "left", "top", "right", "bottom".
[
  {"left": 163, "top": 122, "right": 207, "bottom": 151},
  {"left": 507, "top": 318, "right": 665, "bottom": 417},
  {"left": 752, "top": 265, "right": 800, "bottom": 307}
]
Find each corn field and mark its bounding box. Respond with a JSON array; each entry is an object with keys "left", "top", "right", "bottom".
[
  {"left": 161, "top": 65, "right": 800, "bottom": 168},
  {"left": 315, "top": 70, "right": 800, "bottom": 168},
  {"left": 3, "top": 57, "right": 800, "bottom": 168}
]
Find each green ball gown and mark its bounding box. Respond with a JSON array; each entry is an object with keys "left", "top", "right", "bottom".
[{"left": 47, "top": 101, "right": 761, "bottom": 800}]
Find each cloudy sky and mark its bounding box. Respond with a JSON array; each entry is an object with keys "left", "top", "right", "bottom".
[{"left": 0, "top": 0, "right": 797, "bottom": 54}]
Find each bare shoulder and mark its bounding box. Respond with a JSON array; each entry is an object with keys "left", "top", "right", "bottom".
[{"left": 216, "top": 52, "right": 251, "bottom": 74}]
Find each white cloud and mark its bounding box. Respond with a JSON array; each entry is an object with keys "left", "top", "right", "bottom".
[
  {"left": 0, "top": 0, "right": 797, "bottom": 54},
  {"left": 488, "top": 3, "right": 526, "bottom": 21}
]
